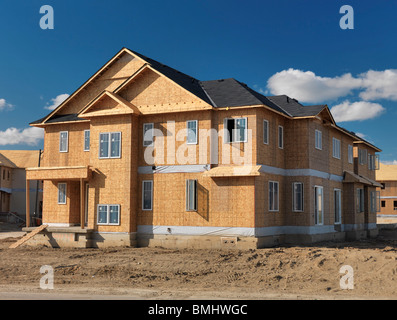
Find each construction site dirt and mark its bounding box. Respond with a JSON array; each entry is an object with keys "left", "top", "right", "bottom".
[{"left": 0, "top": 224, "right": 396, "bottom": 300}]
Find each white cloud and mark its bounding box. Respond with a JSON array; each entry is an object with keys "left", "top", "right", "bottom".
[
  {"left": 266, "top": 68, "right": 397, "bottom": 104},
  {"left": 330, "top": 100, "right": 385, "bottom": 122},
  {"left": 44, "top": 93, "right": 69, "bottom": 110},
  {"left": 266, "top": 68, "right": 362, "bottom": 103},
  {"left": 359, "top": 69, "right": 397, "bottom": 101},
  {"left": 381, "top": 160, "right": 397, "bottom": 165},
  {"left": 0, "top": 98, "right": 14, "bottom": 111},
  {"left": 0, "top": 127, "right": 44, "bottom": 146}
]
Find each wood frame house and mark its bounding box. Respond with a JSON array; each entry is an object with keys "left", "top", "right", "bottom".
[
  {"left": 376, "top": 163, "right": 397, "bottom": 223},
  {"left": 25, "top": 48, "right": 381, "bottom": 248}
]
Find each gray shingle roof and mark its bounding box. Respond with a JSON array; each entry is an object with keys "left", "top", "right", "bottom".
[{"left": 266, "top": 95, "right": 326, "bottom": 117}]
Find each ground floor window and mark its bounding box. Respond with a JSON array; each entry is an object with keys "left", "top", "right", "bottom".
[
  {"left": 314, "top": 186, "right": 323, "bottom": 225},
  {"left": 269, "top": 181, "right": 279, "bottom": 212},
  {"left": 370, "top": 191, "right": 380, "bottom": 213},
  {"left": 142, "top": 180, "right": 153, "bottom": 210},
  {"left": 58, "top": 183, "right": 67, "bottom": 204},
  {"left": 334, "top": 189, "right": 342, "bottom": 224},
  {"left": 97, "top": 204, "right": 120, "bottom": 225},
  {"left": 186, "top": 179, "right": 197, "bottom": 211},
  {"left": 292, "top": 182, "right": 303, "bottom": 212},
  {"left": 357, "top": 188, "right": 365, "bottom": 213}
]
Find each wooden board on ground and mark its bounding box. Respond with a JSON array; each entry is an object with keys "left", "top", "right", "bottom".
[{"left": 9, "top": 225, "right": 48, "bottom": 249}]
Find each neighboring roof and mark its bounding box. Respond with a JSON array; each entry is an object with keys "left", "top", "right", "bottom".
[
  {"left": 376, "top": 163, "right": 397, "bottom": 181},
  {"left": 266, "top": 95, "right": 326, "bottom": 118},
  {"left": 0, "top": 150, "right": 42, "bottom": 168},
  {"left": 0, "top": 154, "right": 16, "bottom": 168}
]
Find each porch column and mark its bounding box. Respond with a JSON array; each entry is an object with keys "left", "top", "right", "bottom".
[
  {"left": 26, "top": 179, "right": 30, "bottom": 228},
  {"left": 80, "top": 178, "right": 85, "bottom": 229}
]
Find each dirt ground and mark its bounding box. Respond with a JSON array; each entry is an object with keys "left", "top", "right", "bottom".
[{"left": 0, "top": 222, "right": 396, "bottom": 300}]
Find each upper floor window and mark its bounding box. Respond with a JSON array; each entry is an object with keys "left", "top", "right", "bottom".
[
  {"left": 358, "top": 149, "right": 367, "bottom": 165},
  {"left": 224, "top": 118, "right": 247, "bottom": 143},
  {"left": 332, "top": 138, "right": 341, "bottom": 159},
  {"left": 263, "top": 120, "right": 269, "bottom": 145},
  {"left": 187, "top": 120, "right": 198, "bottom": 145},
  {"left": 315, "top": 130, "right": 322, "bottom": 150},
  {"left": 84, "top": 130, "right": 90, "bottom": 151},
  {"left": 278, "top": 126, "right": 284, "bottom": 149},
  {"left": 143, "top": 123, "right": 154, "bottom": 147},
  {"left": 99, "top": 132, "right": 121, "bottom": 159},
  {"left": 348, "top": 145, "right": 353, "bottom": 164},
  {"left": 59, "top": 131, "right": 68, "bottom": 153}
]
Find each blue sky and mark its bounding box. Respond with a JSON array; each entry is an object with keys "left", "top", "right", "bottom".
[{"left": 0, "top": 0, "right": 397, "bottom": 162}]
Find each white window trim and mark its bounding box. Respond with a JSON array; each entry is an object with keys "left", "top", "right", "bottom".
[
  {"left": 278, "top": 126, "right": 284, "bottom": 149},
  {"left": 96, "top": 204, "right": 120, "bottom": 226},
  {"left": 315, "top": 130, "right": 322, "bottom": 150},
  {"left": 59, "top": 131, "right": 69, "bottom": 153},
  {"left": 332, "top": 137, "right": 341, "bottom": 159},
  {"left": 57, "top": 183, "right": 67, "bottom": 205},
  {"left": 187, "top": 120, "right": 198, "bottom": 145},
  {"left": 263, "top": 119, "right": 269, "bottom": 145},
  {"left": 269, "top": 181, "right": 279, "bottom": 212},
  {"left": 223, "top": 117, "right": 248, "bottom": 143},
  {"left": 348, "top": 144, "right": 353, "bottom": 164},
  {"left": 143, "top": 123, "right": 154, "bottom": 147},
  {"left": 334, "top": 188, "right": 342, "bottom": 225},
  {"left": 99, "top": 132, "right": 122, "bottom": 159},
  {"left": 84, "top": 130, "right": 90, "bottom": 152},
  {"left": 314, "top": 185, "right": 324, "bottom": 225},
  {"left": 142, "top": 180, "right": 153, "bottom": 211},
  {"left": 292, "top": 182, "right": 304, "bottom": 212}
]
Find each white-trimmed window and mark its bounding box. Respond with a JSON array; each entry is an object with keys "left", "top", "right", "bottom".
[
  {"left": 278, "top": 126, "right": 284, "bottom": 149},
  {"left": 224, "top": 118, "right": 247, "bottom": 143},
  {"left": 358, "top": 149, "right": 367, "bottom": 165},
  {"left": 97, "top": 204, "right": 120, "bottom": 225},
  {"left": 334, "top": 189, "right": 342, "bottom": 224},
  {"left": 57, "top": 183, "right": 67, "bottom": 204},
  {"left": 292, "top": 182, "right": 304, "bottom": 212},
  {"left": 356, "top": 188, "right": 364, "bottom": 213},
  {"left": 269, "top": 181, "right": 279, "bottom": 212},
  {"left": 187, "top": 120, "right": 198, "bottom": 144},
  {"left": 315, "top": 130, "right": 322, "bottom": 150},
  {"left": 263, "top": 119, "right": 269, "bottom": 145},
  {"left": 186, "top": 179, "right": 198, "bottom": 211},
  {"left": 314, "top": 186, "right": 324, "bottom": 225},
  {"left": 142, "top": 180, "right": 153, "bottom": 210},
  {"left": 84, "top": 130, "right": 90, "bottom": 151},
  {"left": 332, "top": 138, "right": 341, "bottom": 159},
  {"left": 370, "top": 191, "right": 380, "bottom": 213},
  {"left": 59, "top": 131, "right": 68, "bottom": 153},
  {"left": 348, "top": 144, "right": 353, "bottom": 164},
  {"left": 368, "top": 154, "right": 379, "bottom": 170},
  {"left": 143, "top": 123, "right": 154, "bottom": 147},
  {"left": 99, "top": 132, "right": 121, "bottom": 158}
]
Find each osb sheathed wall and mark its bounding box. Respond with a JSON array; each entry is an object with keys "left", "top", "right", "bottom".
[
  {"left": 353, "top": 145, "right": 377, "bottom": 180},
  {"left": 0, "top": 166, "right": 12, "bottom": 190},
  {"left": 378, "top": 181, "right": 397, "bottom": 215},
  {"left": 43, "top": 122, "right": 90, "bottom": 168},
  {"left": 58, "top": 53, "right": 145, "bottom": 115},
  {"left": 118, "top": 68, "right": 210, "bottom": 114},
  {"left": 137, "top": 173, "right": 255, "bottom": 228},
  {"left": 86, "top": 114, "right": 136, "bottom": 233}
]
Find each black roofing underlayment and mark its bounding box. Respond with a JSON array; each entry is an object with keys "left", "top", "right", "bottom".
[{"left": 31, "top": 49, "right": 327, "bottom": 125}]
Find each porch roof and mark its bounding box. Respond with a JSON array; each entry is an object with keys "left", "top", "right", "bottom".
[
  {"left": 343, "top": 171, "right": 382, "bottom": 188},
  {"left": 26, "top": 165, "right": 92, "bottom": 181}
]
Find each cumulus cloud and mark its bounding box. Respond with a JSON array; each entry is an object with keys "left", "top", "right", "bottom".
[
  {"left": 0, "top": 98, "right": 14, "bottom": 111},
  {"left": 44, "top": 93, "right": 70, "bottom": 110},
  {"left": 0, "top": 127, "right": 44, "bottom": 146},
  {"left": 330, "top": 100, "right": 385, "bottom": 122},
  {"left": 266, "top": 68, "right": 362, "bottom": 103},
  {"left": 266, "top": 68, "right": 397, "bottom": 103},
  {"left": 382, "top": 160, "right": 397, "bottom": 165}
]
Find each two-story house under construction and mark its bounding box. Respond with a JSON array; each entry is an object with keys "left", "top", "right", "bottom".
[{"left": 24, "top": 48, "right": 382, "bottom": 248}]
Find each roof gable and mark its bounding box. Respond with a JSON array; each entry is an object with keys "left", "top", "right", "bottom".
[{"left": 79, "top": 91, "right": 140, "bottom": 118}]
